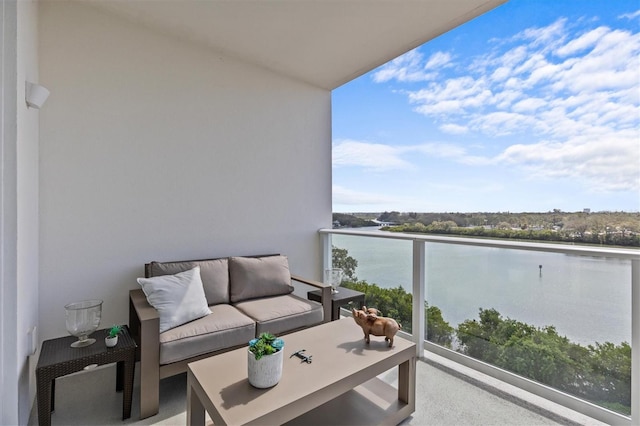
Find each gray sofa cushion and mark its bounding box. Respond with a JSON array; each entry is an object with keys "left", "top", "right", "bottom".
[
  {"left": 229, "top": 255, "right": 294, "bottom": 303},
  {"left": 148, "top": 258, "right": 230, "bottom": 305},
  {"left": 233, "top": 294, "right": 323, "bottom": 336},
  {"left": 159, "top": 304, "right": 255, "bottom": 365}
]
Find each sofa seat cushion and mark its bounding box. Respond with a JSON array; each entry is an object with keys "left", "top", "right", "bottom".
[
  {"left": 159, "top": 304, "right": 255, "bottom": 365},
  {"left": 233, "top": 294, "right": 323, "bottom": 336}
]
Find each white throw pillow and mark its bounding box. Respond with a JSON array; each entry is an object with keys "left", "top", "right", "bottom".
[{"left": 137, "top": 266, "right": 211, "bottom": 333}]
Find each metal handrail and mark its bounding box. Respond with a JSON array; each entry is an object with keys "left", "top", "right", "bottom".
[
  {"left": 320, "top": 227, "right": 640, "bottom": 259},
  {"left": 319, "top": 227, "right": 638, "bottom": 425}
]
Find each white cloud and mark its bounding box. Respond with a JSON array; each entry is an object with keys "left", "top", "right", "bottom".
[
  {"left": 498, "top": 45, "right": 529, "bottom": 68},
  {"left": 512, "top": 98, "right": 547, "bottom": 113},
  {"left": 495, "top": 132, "right": 639, "bottom": 191},
  {"left": 619, "top": 10, "right": 640, "bottom": 20},
  {"left": 490, "top": 66, "right": 512, "bottom": 82},
  {"left": 333, "top": 139, "right": 497, "bottom": 171},
  {"left": 332, "top": 139, "right": 412, "bottom": 171},
  {"left": 555, "top": 26, "right": 610, "bottom": 56},
  {"left": 412, "top": 143, "right": 467, "bottom": 158},
  {"left": 332, "top": 185, "right": 400, "bottom": 206},
  {"left": 439, "top": 123, "right": 469, "bottom": 135},
  {"left": 470, "top": 112, "right": 542, "bottom": 136},
  {"left": 425, "top": 51, "right": 453, "bottom": 69},
  {"left": 385, "top": 16, "right": 639, "bottom": 192},
  {"left": 518, "top": 18, "right": 568, "bottom": 50},
  {"left": 371, "top": 49, "right": 451, "bottom": 83},
  {"left": 493, "top": 89, "right": 523, "bottom": 109},
  {"left": 409, "top": 76, "right": 493, "bottom": 115}
]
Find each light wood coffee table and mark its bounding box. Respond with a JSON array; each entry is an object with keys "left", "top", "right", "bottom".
[{"left": 187, "top": 317, "right": 416, "bottom": 425}]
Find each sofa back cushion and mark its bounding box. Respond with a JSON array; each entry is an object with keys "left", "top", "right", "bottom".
[
  {"left": 148, "top": 258, "right": 229, "bottom": 305},
  {"left": 229, "top": 255, "right": 294, "bottom": 303}
]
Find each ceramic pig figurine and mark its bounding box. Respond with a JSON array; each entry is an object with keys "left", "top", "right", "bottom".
[{"left": 352, "top": 306, "right": 401, "bottom": 347}]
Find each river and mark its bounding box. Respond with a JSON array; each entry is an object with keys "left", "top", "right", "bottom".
[{"left": 332, "top": 227, "right": 632, "bottom": 346}]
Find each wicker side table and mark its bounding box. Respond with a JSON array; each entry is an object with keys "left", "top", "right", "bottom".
[
  {"left": 308, "top": 287, "right": 365, "bottom": 321},
  {"left": 35, "top": 325, "right": 136, "bottom": 426}
]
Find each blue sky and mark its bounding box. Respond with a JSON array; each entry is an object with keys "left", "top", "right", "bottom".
[{"left": 332, "top": 0, "right": 640, "bottom": 213}]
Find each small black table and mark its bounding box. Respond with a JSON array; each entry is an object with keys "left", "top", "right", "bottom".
[
  {"left": 308, "top": 287, "right": 365, "bottom": 321},
  {"left": 35, "top": 325, "right": 136, "bottom": 426}
]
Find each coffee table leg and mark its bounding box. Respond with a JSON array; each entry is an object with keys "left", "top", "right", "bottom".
[
  {"left": 398, "top": 356, "right": 416, "bottom": 405},
  {"left": 187, "top": 373, "right": 206, "bottom": 426}
]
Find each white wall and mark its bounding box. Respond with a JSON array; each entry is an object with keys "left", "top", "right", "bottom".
[
  {"left": 38, "top": 2, "right": 332, "bottom": 341},
  {"left": 0, "top": 1, "right": 19, "bottom": 423},
  {"left": 16, "top": 1, "right": 41, "bottom": 422},
  {"left": 1, "top": 0, "right": 40, "bottom": 424}
]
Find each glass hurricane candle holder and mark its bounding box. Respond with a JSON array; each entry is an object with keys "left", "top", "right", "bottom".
[
  {"left": 324, "top": 268, "right": 344, "bottom": 294},
  {"left": 65, "top": 299, "right": 103, "bottom": 347}
]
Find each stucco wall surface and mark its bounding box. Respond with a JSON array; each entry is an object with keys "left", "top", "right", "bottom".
[{"left": 38, "top": 1, "right": 331, "bottom": 341}]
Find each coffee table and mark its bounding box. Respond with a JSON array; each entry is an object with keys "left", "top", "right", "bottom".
[{"left": 187, "top": 317, "right": 416, "bottom": 425}]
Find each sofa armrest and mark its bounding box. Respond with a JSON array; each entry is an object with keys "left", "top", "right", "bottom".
[
  {"left": 129, "top": 289, "right": 160, "bottom": 418},
  {"left": 130, "top": 288, "right": 159, "bottom": 323},
  {"left": 291, "top": 275, "right": 332, "bottom": 324}
]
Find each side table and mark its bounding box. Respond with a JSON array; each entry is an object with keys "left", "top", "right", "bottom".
[
  {"left": 308, "top": 287, "right": 365, "bottom": 321},
  {"left": 35, "top": 325, "right": 136, "bottom": 426}
]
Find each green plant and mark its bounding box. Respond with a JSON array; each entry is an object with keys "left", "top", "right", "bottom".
[
  {"left": 107, "top": 325, "right": 122, "bottom": 338},
  {"left": 249, "top": 332, "right": 284, "bottom": 360}
]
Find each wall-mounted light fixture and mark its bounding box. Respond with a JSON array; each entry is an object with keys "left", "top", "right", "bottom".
[{"left": 25, "top": 81, "right": 50, "bottom": 109}]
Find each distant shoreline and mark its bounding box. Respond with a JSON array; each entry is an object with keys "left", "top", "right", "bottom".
[{"left": 333, "top": 211, "right": 640, "bottom": 248}]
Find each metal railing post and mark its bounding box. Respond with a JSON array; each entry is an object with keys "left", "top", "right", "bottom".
[
  {"left": 321, "top": 232, "right": 332, "bottom": 273},
  {"left": 412, "top": 240, "right": 426, "bottom": 359},
  {"left": 632, "top": 259, "right": 639, "bottom": 426}
]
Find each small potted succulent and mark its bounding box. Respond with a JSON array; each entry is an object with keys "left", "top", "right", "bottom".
[
  {"left": 105, "top": 325, "right": 122, "bottom": 348},
  {"left": 247, "top": 332, "right": 284, "bottom": 388}
]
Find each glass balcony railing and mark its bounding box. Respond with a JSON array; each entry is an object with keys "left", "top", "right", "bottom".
[{"left": 320, "top": 227, "right": 639, "bottom": 426}]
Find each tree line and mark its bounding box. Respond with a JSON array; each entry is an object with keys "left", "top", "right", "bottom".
[
  {"left": 386, "top": 221, "right": 639, "bottom": 247},
  {"left": 335, "top": 211, "right": 640, "bottom": 247},
  {"left": 334, "top": 246, "right": 631, "bottom": 416}
]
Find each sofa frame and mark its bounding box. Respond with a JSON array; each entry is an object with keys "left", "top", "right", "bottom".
[{"left": 129, "top": 256, "right": 331, "bottom": 419}]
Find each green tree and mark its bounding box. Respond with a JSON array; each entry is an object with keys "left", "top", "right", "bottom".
[
  {"left": 332, "top": 213, "right": 377, "bottom": 228},
  {"left": 586, "top": 342, "right": 631, "bottom": 411},
  {"left": 332, "top": 245, "right": 358, "bottom": 281},
  {"left": 456, "top": 308, "right": 631, "bottom": 415},
  {"left": 426, "top": 304, "right": 454, "bottom": 347}
]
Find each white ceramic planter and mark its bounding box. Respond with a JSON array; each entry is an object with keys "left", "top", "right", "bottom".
[
  {"left": 105, "top": 336, "right": 118, "bottom": 348},
  {"left": 247, "top": 348, "right": 283, "bottom": 388}
]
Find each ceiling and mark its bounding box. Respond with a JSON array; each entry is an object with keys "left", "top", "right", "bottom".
[{"left": 90, "top": 0, "right": 508, "bottom": 90}]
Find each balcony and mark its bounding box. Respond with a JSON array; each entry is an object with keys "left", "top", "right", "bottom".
[
  {"left": 26, "top": 228, "right": 635, "bottom": 425},
  {"left": 320, "top": 228, "right": 640, "bottom": 426}
]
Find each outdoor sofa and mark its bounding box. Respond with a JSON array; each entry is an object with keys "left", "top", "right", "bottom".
[{"left": 129, "top": 254, "right": 331, "bottom": 418}]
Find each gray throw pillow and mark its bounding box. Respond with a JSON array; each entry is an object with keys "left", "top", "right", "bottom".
[{"left": 229, "top": 255, "right": 294, "bottom": 303}]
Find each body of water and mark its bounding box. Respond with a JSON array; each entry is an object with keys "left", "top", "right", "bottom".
[{"left": 333, "top": 228, "right": 632, "bottom": 346}]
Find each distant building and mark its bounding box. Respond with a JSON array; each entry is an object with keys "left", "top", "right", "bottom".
[{"left": 583, "top": 208, "right": 591, "bottom": 214}]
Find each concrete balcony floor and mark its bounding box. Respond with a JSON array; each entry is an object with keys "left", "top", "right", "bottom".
[{"left": 28, "top": 348, "right": 605, "bottom": 426}]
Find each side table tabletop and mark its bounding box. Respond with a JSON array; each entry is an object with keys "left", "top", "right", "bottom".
[
  {"left": 35, "top": 325, "right": 136, "bottom": 426},
  {"left": 308, "top": 286, "right": 365, "bottom": 321}
]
